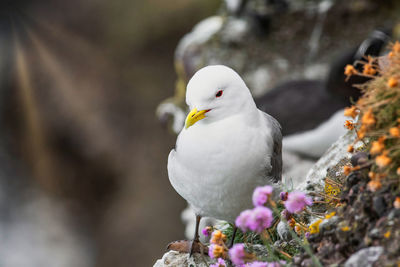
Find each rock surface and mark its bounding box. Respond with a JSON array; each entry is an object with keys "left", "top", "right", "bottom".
[
  {"left": 153, "top": 251, "right": 213, "bottom": 267},
  {"left": 344, "top": 246, "right": 383, "bottom": 267},
  {"left": 298, "top": 131, "right": 357, "bottom": 192}
]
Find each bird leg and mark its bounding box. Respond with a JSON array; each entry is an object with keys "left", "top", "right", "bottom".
[
  {"left": 228, "top": 226, "right": 238, "bottom": 248},
  {"left": 189, "top": 214, "right": 201, "bottom": 256},
  {"left": 166, "top": 214, "right": 207, "bottom": 255}
]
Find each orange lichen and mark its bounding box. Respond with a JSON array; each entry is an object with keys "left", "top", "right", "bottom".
[
  {"left": 325, "top": 212, "right": 336, "bottom": 219},
  {"left": 388, "top": 77, "right": 398, "bottom": 88},
  {"left": 384, "top": 231, "right": 391, "bottom": 238},
  {"left": 341, "top": 226, "right": 350, "bottom": 232},
  {"left": 344, "top": 106, "right": 358, "bottom": 119},
  {"left": 308, "top": 219, "right": 322, "bottom": 234}
]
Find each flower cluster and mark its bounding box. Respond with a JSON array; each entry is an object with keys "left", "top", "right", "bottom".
[
  {"left": 342, "top": 41, "right": 400, "bottom": 196},
  {"left": 208, "top": 230, "right": 228, "bottom": 260},
  {"left": 207, "top": 183, "right": 312, "bottom": 266},
  {"left": 284, "top": 191, "right": 313, "bottom": 213},
  {"left": 235, "top": 206, "right": 273, "bottom": 233}
]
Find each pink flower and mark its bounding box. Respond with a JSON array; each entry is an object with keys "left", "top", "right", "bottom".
[
  {"left": 247, "top": 206, "right": 273, "bottom": 233},
  {"left": 210, "top": 258, "right": 226, "bottom": 267},
  {"left": 284, "top": 191, "right": 313, "bottom": 213},
  {"left": 235, "top": 209, "right": 252, "bottom": 232},
  {"left": 229, "top": 244, "right": 246, "bottom": 266},
  {"left": 279, "top": 191, "right": 288, "bottom": 201},
  {"left": 235, "top": 207, "right": 273, "bottom": 233},
  {"left": 247, "top": 261, "right": 268, "bottom": 267},
  {"left": 202, "top": 226, "right": 212, "bottom": 237},
  {"left": 252, "top": 185, "right": 273, "bottom": 206},
  {"left": 247, "top": 261, "right": 284, "bottom": 267}
]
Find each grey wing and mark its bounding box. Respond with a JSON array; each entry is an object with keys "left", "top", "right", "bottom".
[{"left": 264, "top": 113, "right": 282, "bottom": 182}]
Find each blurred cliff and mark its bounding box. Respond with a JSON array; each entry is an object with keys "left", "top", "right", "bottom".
[{"left": 0, "top": 1, "right": 219, "bottom": 266}]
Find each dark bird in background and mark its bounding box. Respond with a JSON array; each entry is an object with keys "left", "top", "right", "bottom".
[{"left": 256, "top": 29, "right": 391, "bottom": 136}]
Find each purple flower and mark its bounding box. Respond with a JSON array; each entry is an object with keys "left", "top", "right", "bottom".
[
  {"left": 229, "top": 244, "right": 246, "bottom": 266},
  {"left": 247, "top": 261, "right": 268, "bottom": 267},
  {"left": 284, "top": 191, "right": 313, "bottom": 213},
  {"left": 247, "top": 261, "right": 284, "bottom": 267},
  {"left": 305, "top": 232, "right": 310, "bottom": 239},
  {"left": 208, "top": 244, "right": 215, "bottom": 259},
  {"left": 210, "top": 258, "right": 226, "bottom": 267},
  {"left": 235, "top": 209, "right": 252, "bottom": 232},
  {"left": 267, "top": 262, "right": 284, "bottom": 267},
  {"left": 247, "top": 206, "right": 273, "bottom": 233},
  {"left": 279, "top": 191, "right": 288, "bottom": 201},
  {"left": 252, "top": 185, "right": 273, "bottom": 206},
  {"left": 202, "top": 226, "right": 212, "bottom": 237},
  {"left": 235, "top": 207, "right": 273, "bottom": 233}
]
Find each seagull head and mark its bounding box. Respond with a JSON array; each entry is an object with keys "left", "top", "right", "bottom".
[{"left": 184, "top": 65, "right": 255, "bottom": 129}]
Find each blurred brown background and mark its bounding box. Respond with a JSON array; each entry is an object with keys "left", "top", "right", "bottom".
[{"left": 0, "top": 1, "right": 220, "bottom": 266}]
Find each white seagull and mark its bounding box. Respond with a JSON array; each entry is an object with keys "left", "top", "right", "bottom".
[{"left": 167, "top": 65, "right": 282, "bottom": 254}]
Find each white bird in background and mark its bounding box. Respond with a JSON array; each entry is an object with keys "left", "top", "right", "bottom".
[{"left": 167, "top": 65, "right": 282, "bottom": 254}]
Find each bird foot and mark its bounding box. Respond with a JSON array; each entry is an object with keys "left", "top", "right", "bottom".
[{"left": 167, "top": 240, "right": 208, "bottom": 255}]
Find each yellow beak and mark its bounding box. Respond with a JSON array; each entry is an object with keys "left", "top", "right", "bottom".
[{"left": 185, "top": 108, "right": 209, "bottom": 129}]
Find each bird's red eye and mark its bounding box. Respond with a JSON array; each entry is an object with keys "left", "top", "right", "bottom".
[{"left": 216, "top": 90, "right": 223, "bottom": 97}]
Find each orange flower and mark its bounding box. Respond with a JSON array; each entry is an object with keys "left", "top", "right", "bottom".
[
  {"left": 344, "top": 106, "right": 358, "bottom": 119},
  {"left": 390, "top": 127, "right": 400, "bottom": 137},
  {"left": 394, "top": 197, "right": 400, "bottom": 209},
  {"left": 344, "top": 120, "right": 355, "bottom": 130},
  {"left": 288, "top": 218, "right": 295, "bottom": 228},
  {"left": 343, "top": 166, "right": 352, "bottom": 176},
  {"left": 388, "top": 77, "right": 398, "bottom": 88},
  {"left": 347, "top": 145, "right": 354, "bottom": 153},
  {"left": 388, "top": 51, "right": 394, "bottom": 58},
  {"left": 210, "top": 244, "right": 225, "bottom": 258},
  {"left": 393, "top": 41, "right": 400, "bottom": 53},
  {"left": 367, "top": 180, "right": 382, "bottom": 192},
  {"left": 363, "top": 64, "right": 376, "bottom": 75},
  {"left": 376, "top": 151, "right": 392, "bottom": 168},
  {"left": 397, "top": 167, "right": 400, "bottom": 176},
  {"left": 361, "top": 108, "right": 376, "bottom": 126},
  {"left": 357, "top": 125, "right": 367, "bottom": 139},
  {"left": 370, "top": 136, "right": 386, "bottom": 155},
  {"left": 210, "top": 230, "right": 227, "bottom": 245},
  {"left": 344, "top": 65, "right": 357, "bottom": 77}
]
